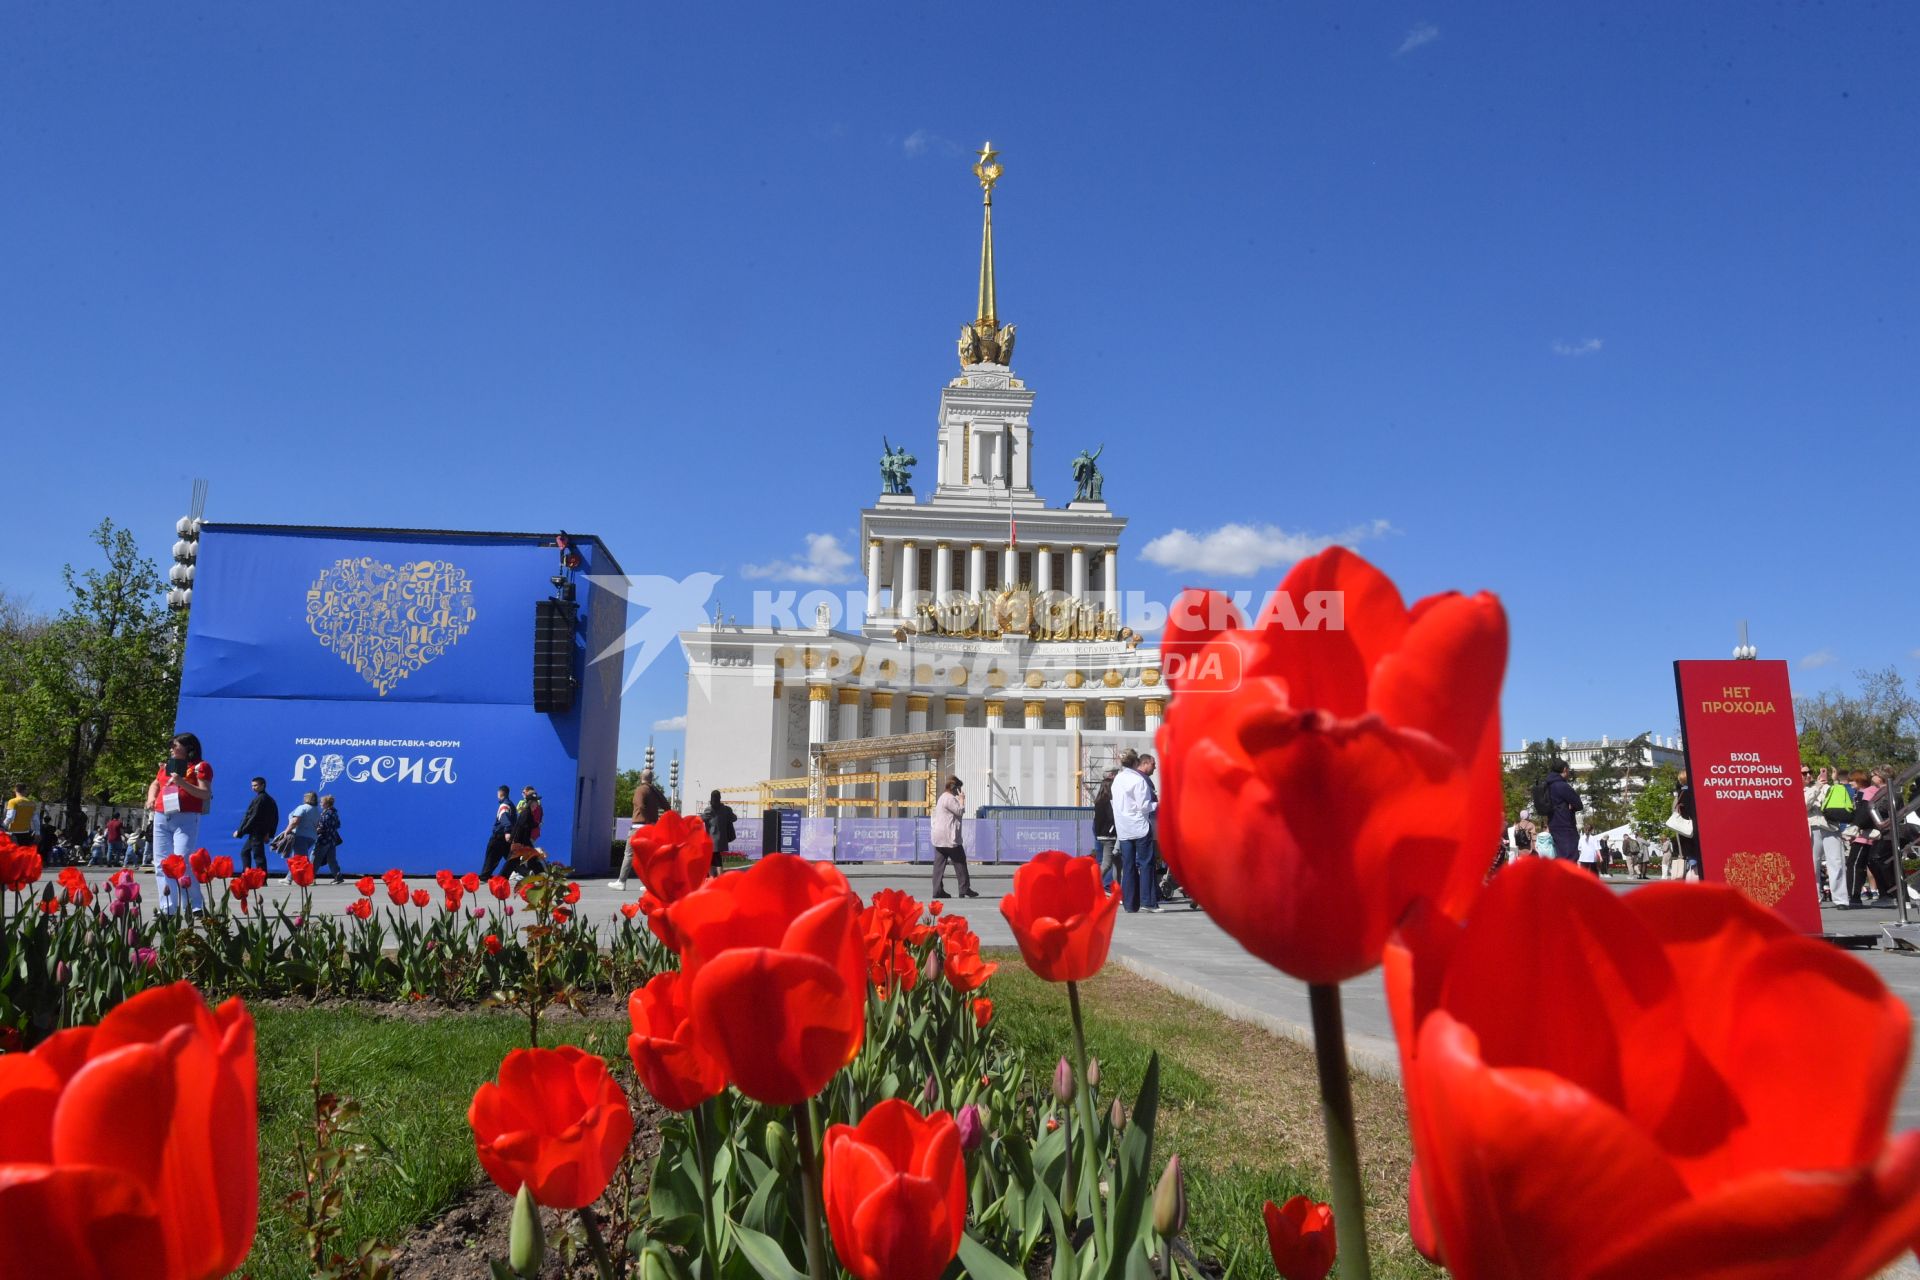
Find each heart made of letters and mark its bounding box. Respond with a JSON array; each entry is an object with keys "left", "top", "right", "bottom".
[
  {"left": 306, "top": 558, "right": 477, "bottom": 696},
  {"left": 1723, "top": 850, "right": 1795, "bottom": 909}
]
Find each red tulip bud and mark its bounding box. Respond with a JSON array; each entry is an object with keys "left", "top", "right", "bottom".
[
  {"left": 921, "top": 947, "right": 943, "bottom": 985},
  {"left": 1053, "top": 1056, "right": 1076, "bottom": 1105},
  {"left": 1086, "top": 1056, "right": 1101, "bottom": 1088},
  {"left": 922, "top": 1073, "right": 938, "bottom": 1109},
  {"left": 1109, "top": 1096, "right": 1126, "bottom": 1131}
]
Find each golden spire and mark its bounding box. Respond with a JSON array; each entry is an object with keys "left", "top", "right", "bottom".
[{"left": 973, "top": 142, "right": 1002, "bottom": 328}]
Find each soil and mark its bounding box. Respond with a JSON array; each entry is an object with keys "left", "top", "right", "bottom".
[
  {"left": 254, "top": 992, "right": 636, "bottom": 1024},
  {"left": 386, "top": 1060, "right": 671, "bottom": 1278}
]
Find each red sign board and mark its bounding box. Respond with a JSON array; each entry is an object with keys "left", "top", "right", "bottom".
[{"left": 1673, "top": 659, "right": 1822, "bottom": 933}]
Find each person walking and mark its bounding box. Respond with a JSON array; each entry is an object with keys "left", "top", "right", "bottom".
[
  {"left": 277, "top": 791, "right": 319, "bottom": 882},
  {"left": 702, "top": 789, "right": 738, "bottom": 876},
  {"left": 508, "top": 787, "right": 545, "bottom": 882},
  {"left": 613, "top": 772, "right": 669, "bottom": 890},
  {"left": 312, "top": 794, "right": 344, "bottom": 884},
  {"left": 930, "top": 776, "right": 977, "bottom": 899},
  {"left": 4, "top": 784, "right": 41, "bottom": 850},
  {"left": 1672, "top": 769, "right": 1703, "bottom": 880},
  {"left": 480, "top": 784, "right": 516, "bottom": 879},
  {"left": 1540, "top": 760, "right": 1583, "bottom": 864},
  {"left": 1577, "top": 822, "right": 1603, "bottom": 877},
  {"left": 1093, "top": 770, "right": 1118, "bottom": 886},
  {"left": 233, "top": 777, "right": 279, "bottom": 875},
  {"left": 1113, "top": 750, "right": 1159, "bottom": 913},
  {"left": 103, "top": 810, "right": 127, "bottom": 867},
  {"left": 147, "top": 732, "right": 213, "bottom": 915},
  {"left": 1807, "top": 765, "right": 1849, "bottom": 905}
]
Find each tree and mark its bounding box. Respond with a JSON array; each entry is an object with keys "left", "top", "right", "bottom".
[
  {"left": 1580, "top": 734, "right": 1652, "bottom": 835},
  {"left": 12, "top": 522, "right": 183, "bottom": 833},
  {"left": 1796, "top": 668, "right": 1920, "bottom": 770},
  {"left": 1631, "top": 763, "right": 1679, "bottom": 842},
  {"left": 613, "top": 767, "right": 644, "bottom": 826}
]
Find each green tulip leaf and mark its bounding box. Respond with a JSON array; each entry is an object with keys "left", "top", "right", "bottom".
[
  {"left": 729, "top": 1221, "right": 807, "bottom": 1280},
  {"left": 958, "top": 1231, "right": 1029, "bottom": 1280}
]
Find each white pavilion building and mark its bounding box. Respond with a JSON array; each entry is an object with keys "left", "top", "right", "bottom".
[{"left": 678, "top": 144, "right": 1162, "bottom": 826}]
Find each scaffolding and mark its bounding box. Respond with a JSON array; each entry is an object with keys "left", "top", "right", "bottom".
[{"left": 716, "top": 730, "right": 956, "bottom": 818}]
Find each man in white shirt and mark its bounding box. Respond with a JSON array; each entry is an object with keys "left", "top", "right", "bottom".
[{"left": 1111, "top": 750, "right": 1159, "bottom": 913}]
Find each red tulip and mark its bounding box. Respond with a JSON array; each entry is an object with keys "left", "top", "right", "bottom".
[
  {"left": 563, "top": 882, "right": 581, "bottom": 905},
  {"left": 972, "top": 998, "right": 993, "bottom": 1029},
  {"left": 159, "top": 853, "right": 188, "bottom": 886},
  {"left": 355, "top": 875, "right": 376, "bottom": 897},
  {"left": 619, "top": 901, "right": 643, "bottom": 920},
  {"left": 287, "top": 856, "right": 315, "bottom": 888},
  {"left": 208, "top": 855, "right": 234, "bottom": 880},
  {"left": 626, "top": 971, "right": 727, "bottom": 1112},
  {"left": 483, "top": 934, "right": 502, "bottom": 955},
  {"left": 461, "top": 872, "right": 480, "bottom": 894},
  {"left": 381, "top": 867, "right": 405, "bottom": 885},
  {"left": 345, "top": 898, "right": 372, "bottom": 922},
  {"left": 188, "top": 848, "right": 214, "bottom": 884},
  {"left": 1158, "top": 547, "right": 1507, "bottom": 985},
  {"left": 443, "top": 885, "right": 465, "bottom": 912},
  {"left": 1386, "top": 858, "right": 1920, "bottom": 1279},
  {"left": 945, "top": 945, "right": 998, "bottom": 994},
  {"left": 386, "top": 880, "right": 410, "bottom": 907},
  {"left": 1263, "top": 1195, "right": 1336, "bottom": 1280},
  {"left": 435, "top": 869, "right": 456, "bottom": 890},
  {"left": 998, "top": 850, "right": 1122, "bottom": 983},
  {"left": 469, "top": 1045, "right": 633, "bottom": 1211},
  {"left": 665, "top": 854, "right": 865, "bottom": 1105},
  {"left": 822, "top": 1099, "right": 966, "bottom": 1280},
  {"left": 628, "top": 811, "right": 712, "bottom": 905},
  {"left": 927, "top": 900, "right": 943, "bottom": 916},
  {"left": 410, "top": 888, "right": 431, "bottom": 909},
  {"left": 0, "top": 981, "right": 257, "bottom": 1278},
  {"left": 859, "top": 895, "right": 926, "bottom": 998},
  {"left": 0, "top": 834, "right": 43, "bottom": 891},
  {"left": 488, "top": 875, "right": 511, "bottom": 900}
]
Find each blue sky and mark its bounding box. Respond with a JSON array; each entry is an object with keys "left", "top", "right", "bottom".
[{"left": 4, "top": 3, "right": 1915, "bottom": 767}]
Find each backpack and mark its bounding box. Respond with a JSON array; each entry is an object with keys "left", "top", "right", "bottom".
[
  {"left": 1512, "top": 827, "right": 1531, "bottom": 852},
  {"left": 1821, "top": 783, "right": 1857, "bottom": 828},
  {"left": 1531, "top": 776, "right": 1555, "bottom": 820}
]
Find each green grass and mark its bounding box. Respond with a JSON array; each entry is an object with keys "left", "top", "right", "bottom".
[
  {"left": 985, "top": 954, "right": 1439, "bottom": 1280},
  {"left": 249, "top": 1004, "right": 627, "bottom": 1279}
]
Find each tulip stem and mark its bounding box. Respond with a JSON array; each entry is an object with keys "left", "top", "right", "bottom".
[
  {"left": 576, "top": 1205, "right": 618, "bottom": 1280},
  {"left": 1065, "top": 980, "right": 1108, "bottom": 1250},
  {"left": 791, "top": 1099, "right": 832, "bottom": 1280},
  {"left": 1308, "top": 982, "right": 1373, "bottom": 1280},
  {"left": 690, "top": 1099, "right": 722, "bottom": 1268}
]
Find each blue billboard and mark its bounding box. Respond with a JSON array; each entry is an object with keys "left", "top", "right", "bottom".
[{"left": 176, "top": 525, "right": 625, "bottom": 875}]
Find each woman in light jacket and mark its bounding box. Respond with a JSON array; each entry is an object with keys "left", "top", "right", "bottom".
[
  {"left": 147, "top": 731, "right": 213, "bottom": 915},
  {"left": 930, "top": 776, "right": 977, "bottom": 900}
]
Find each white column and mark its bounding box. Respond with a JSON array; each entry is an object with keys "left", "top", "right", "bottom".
[
  {"left": 1103, "top": 548, "right": 1118, "bottom": 611},
  {"left": 870, "top": 692, "right": 893, "bottom": 737},
  {"left": 837, "top": 688, "right": 861, "bottom": 739},
  {"left": 945, "top": 696, "right": 969, "bottom": 729},
  {"left": 1036, "top": 545, "right": 1052, "bottom": 596},
  {"left": 1024, "top": 699, "right": 1045, "bottom": 729},
  {"left": 890, "top": 544, "right": 905, "bottom": 616},
  {"left": 1103, "top": 699, "right": 1125, "bottom": 732},
  {"left": 968, "top": 543, "right": 985, "bottom": 599},
  {"left": 900, "top": 540, "right": 919, "bottom": 614},
  {"left": 907, "top": 694, "right": 929, "bottom": 734},
  {"left": 1070, "top": 546, "right": 1087, "bottom": 602},
  {"left": 808, "top": 684, "right": 832, "bottom": 746},
  {"left": 935, "top": 542, "right": 953, "bottom": 602},
  {"left": 1002, "top": 543, "right": 1017, "bottom": 586},
  {"left": 985, "top": 699, "right": 1005, "bottom": 729},
  {"left": 1143, "top": 698, "right": 1164, "bottom": 734},
  {"left": 866, "top": 538, "right": 884, "bottom": 620}
]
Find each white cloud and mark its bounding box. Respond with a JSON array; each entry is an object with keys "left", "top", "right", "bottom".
[
  {"left": 1139, "top": 519, "right": 1395, "bottom": 577},
  {"left": 1395, "top": 23, "right": 1440, "bottom": 56},
  {"left": 741, "top": 533, "right": 857, "bottom": 585},
  {"left": 1551, "top": 337, "right": 1604, "bottom": 357},
  {"left": 1800, "top": 649, "right": 1838, "bottom": 670},
  {"left": 903, "top": 129, "right": 931, "bottom": 158},
  {"left": 651, "top": 714, "right": 688, "bottom": 732}
]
